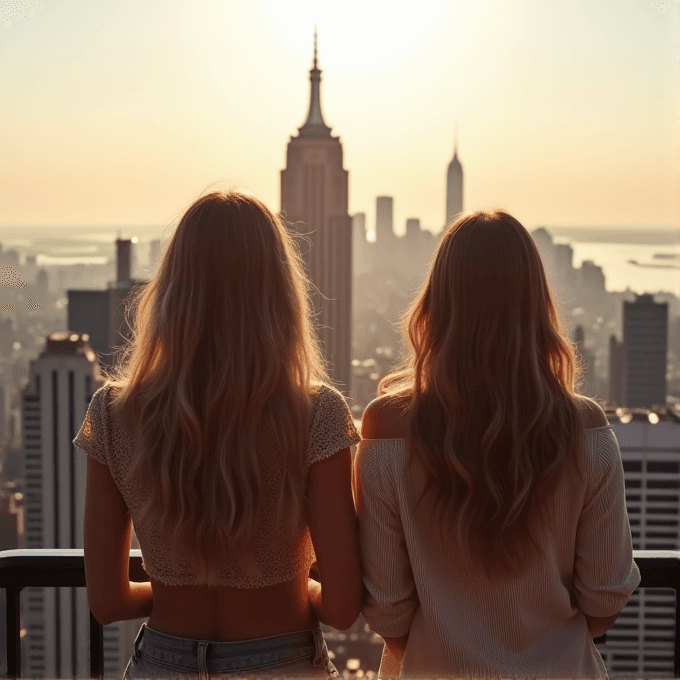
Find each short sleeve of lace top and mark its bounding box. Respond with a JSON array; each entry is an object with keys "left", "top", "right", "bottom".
[
  {"left": 306, "top": 385, "right": 361, "bottom": 469},
  {"left": 73, "top": 386, "right": 110, "bottom": 466}
]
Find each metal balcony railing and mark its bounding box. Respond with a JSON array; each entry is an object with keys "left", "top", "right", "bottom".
[{"left": 0, "top": 550, "right": 679, "bottom": 679}]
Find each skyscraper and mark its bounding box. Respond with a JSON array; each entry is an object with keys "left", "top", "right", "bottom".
[
  {"left": 445, "top": 130, "right": 463, "bottom": 228},
  {"left": 68, "top": 238, "right": 146, "bottom": 369},
  {"left": 280, "top": 33, "right": 352, "bottom": 394},
  {"left": 597, "top": 405, "right": 680, "bottom": 677},
  {"left": 352, "top": 213, "right": 369, "bottom": 278},
  {"left": 22, "top": 333, "right": 101, "bottom": 678},
  {"left": 22, "top": 332, "right": 146, "bottom": 678},
  {"left": 376, "top": 197, "right": 395, "bottom": 244},
  {"left": 624, "top": 294, "right": 668, "bottom": 408},
  {"left": 609, "top": 334, "right": 626, "bottom": 406}
]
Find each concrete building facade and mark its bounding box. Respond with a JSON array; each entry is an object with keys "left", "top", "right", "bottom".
[{"left": 624, "top": 294, "right": 668, "bottom": 409}]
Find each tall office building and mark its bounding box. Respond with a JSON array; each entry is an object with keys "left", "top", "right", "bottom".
[
  {"left": 21, "top": 332, "right": 145, "bottom": 678},
  {"left": 115, "top": 236, "right": 132, "bottom": 285},
  {"left": 21, "top": 333, "right": 100, "bottom": 678},
  {"left": 280, "top": 34, "right": 352, "bottom": 395},
  {"left": 597, "top": 404, "right": 680, "bottom": 677},
  {"left": 352, "top": 213, "right": 369, "bottom": 278},
  {"left": 445, "top": 131, "right": 463, "bottom": 228},
  {"left": 609, "top": 334, "right": 626, "bottom": 407},
  {"left": 624, "top": 294, "right": 668, "bottom": 408},
  {"left": 376, "top": 197, "right": 395, "bottom": 244},
  {"left": 68, "top": 238, "right": 146, "bottom": 370}
]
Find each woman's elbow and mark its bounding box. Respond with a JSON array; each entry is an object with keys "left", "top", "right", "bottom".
[
  {"left": 326, "top": 583, "right": 362, "bottom": 630},
  {"left": 331, "top": 597, "right": 361, "bottom": 631}
]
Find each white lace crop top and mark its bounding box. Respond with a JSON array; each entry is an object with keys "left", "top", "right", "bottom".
[{"left": 73, "top": 383, "right": 361, "bottom": 587}]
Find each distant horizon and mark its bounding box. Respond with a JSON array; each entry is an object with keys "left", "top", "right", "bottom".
[{"left": 0, "top": 223, "right": 676, "bottom": 232}]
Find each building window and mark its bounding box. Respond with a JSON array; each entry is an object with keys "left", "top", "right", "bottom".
[
  {"left": 647, "top": 462, "right": 679, "bottom": 473},
  {"left": 648, "top": 479, "right": 680, "bottom": 489}
]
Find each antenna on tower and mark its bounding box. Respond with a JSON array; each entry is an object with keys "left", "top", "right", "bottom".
[{"left": 313, "top": 24, "right": 318, "bottom": 68}]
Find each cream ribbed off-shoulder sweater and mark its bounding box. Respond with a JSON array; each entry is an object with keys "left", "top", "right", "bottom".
[{"left": 354, "top": 427, "right": 640, "bottom": 679}]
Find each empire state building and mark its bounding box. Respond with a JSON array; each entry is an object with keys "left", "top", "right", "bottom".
[{"left": 280, "top": 36, "right": 352, "bottom": 395}]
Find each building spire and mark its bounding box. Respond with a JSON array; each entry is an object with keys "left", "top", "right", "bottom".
[{"left": 298, "top": 27, "right": 332, "bottom": 139}]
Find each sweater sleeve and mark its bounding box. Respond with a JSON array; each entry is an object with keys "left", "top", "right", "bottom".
[
  {"left": 355, "top": 439, "right": 419, "bottom": 637},
  {"left": 73, "top": 386, "right": 110, "bottom": 466},
  {"left": 573, "top": 427, "right": 641, "bottom": 617}
]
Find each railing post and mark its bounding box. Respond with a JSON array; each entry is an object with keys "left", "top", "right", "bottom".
[
  {"left": 89, "top": 610, "right": 103, "bottom": 680},
  {"left": 6, "top": 585, "right": 22, "bottom": 679}
]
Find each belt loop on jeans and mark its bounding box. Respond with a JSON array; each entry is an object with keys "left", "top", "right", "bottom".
[
  {"left": 133, "top": 623, "right": 146, "bottom": 660},
  {"left": 197, "top": 641, "right": 210, "bottom": 680},
  {"left": 312, "top": 628, "right": 324, "bottom": 667}
]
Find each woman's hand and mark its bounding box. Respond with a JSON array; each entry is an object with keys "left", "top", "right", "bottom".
[
  {"left": 379, "top": 642, "right": 403, "bottom": 678},
  {"left": 383, "top": 633, "right": 409, "bottom": 662},
  {"left": 307, "top": 578, "right": 323, "bottom": 619}
]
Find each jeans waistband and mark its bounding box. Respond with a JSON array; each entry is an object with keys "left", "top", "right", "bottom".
[{"left": 133, "top": 622, "right": 328, "bottom": 673}]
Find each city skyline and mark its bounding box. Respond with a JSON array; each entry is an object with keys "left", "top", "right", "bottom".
[{"left": 1, "top": 0, "right": 677, "bottom": 233}]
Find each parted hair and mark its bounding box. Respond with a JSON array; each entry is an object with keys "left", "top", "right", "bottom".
[
  {"left": 378, "top": 209, "right": 587, "bottom": 580},
  {"left": 103, "top": 190, "right": 330, "bottom": 585}
]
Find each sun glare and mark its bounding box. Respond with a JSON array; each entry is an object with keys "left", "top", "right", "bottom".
[{"left": 259, "top": 0, "right": 447, "bottom": 70}]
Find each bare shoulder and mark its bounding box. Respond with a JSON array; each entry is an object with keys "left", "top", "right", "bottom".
[
  {"left": 361, "top": 394, "right": 410, "bottom": 439},
  {"left": 576, "top": 396, "right": 609, "bottom": 429}
]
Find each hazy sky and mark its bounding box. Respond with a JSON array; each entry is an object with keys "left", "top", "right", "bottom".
[{"left": 1, "top": 0, "right": 678, "bottom": 235}]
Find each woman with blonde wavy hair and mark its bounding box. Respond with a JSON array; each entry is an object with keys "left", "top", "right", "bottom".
[
  {"left": 355, "top": 209, "right": 640, "bottom": 679},
  {"left": 74, "top": 191, "right": 362, "bottom": 679}
]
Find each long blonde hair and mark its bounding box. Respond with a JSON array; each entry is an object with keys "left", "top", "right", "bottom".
[
  {"left": 379, "top": 209, "right": 587, "bottom": 580},
  {"left": 103, "top": 191, "right": 330, "bottom": 584}
]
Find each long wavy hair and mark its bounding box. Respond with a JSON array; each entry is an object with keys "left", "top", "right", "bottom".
[
  {"left": 103, "top": 191, "right": 330, "bottom": 585},
  {"left": 378, "top": 209, "right": 587, "bottom": 580}
]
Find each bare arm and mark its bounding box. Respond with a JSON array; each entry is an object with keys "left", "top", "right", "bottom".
[
  {"left": 383, "top": 633, "right": 409, "bottom": 662},
  {"left": 306, "top": 447, "right": 362, "bottom": 630}
]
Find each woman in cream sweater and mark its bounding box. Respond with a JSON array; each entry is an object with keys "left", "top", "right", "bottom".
[{"left": 355, "top": 209, "right": 640, "bottom": 679}]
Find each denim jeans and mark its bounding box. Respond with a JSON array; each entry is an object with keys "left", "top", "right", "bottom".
[{"left": 123, "top": 622, "right": 339, "bottom": 679}]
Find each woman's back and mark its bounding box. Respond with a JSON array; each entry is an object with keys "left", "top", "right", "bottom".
[
  {"left": 355, "top": 395, "right": 640, "bottom": 678},
  {"left": 76, "top": 381, "right": 361, "bottom": 640}
]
